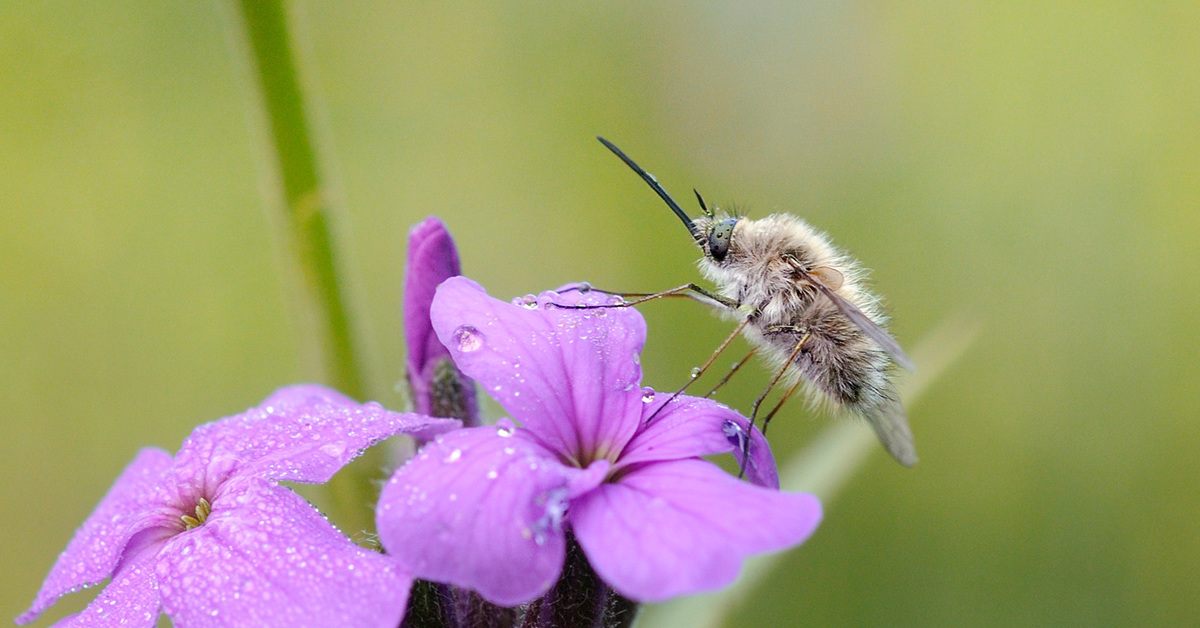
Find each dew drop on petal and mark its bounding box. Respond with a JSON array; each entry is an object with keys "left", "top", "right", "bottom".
[
  {"left": 641, "top": 388, "right": 656, "bottom": 403},
  {"left": 533, "top": 487, "right": 569, "bottom": 546},
  {"left": 453, "top": 325, "right": 484, "bottom": 352},
  {"left": 722, "top": 419, "right": 748, "bottom": 452},
  {"left": 444, "top": 449, "right": 462, "bottom": 463},
  {"left": 319, "top": 441, "right": 347, "bottom": 458},
  {"left": 606, "top": 294, "right": 624, "bottom": 305},
  {"left": 496, "top": 419, "right": 516, "bottom": 437}
]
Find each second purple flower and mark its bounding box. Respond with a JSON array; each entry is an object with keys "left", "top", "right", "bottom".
[{"left": 376, "top": 277, "right": 822, "bottom": 607}]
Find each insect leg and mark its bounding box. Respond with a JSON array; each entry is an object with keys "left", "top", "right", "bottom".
[
  {"left": 552, "top": 283, "right": 740, "bottom": 310},
  {"left": 760, "top": 376, "right": 806, "bottom": 436},
  {"left": 740, "top": 332, "right": 810, "bottom": 478},
  {"left": 703, "top": 346, "right": 758, "bottom": 398},
  {"left": 644, "top": 317, "right": 751, "bottom": 425}
]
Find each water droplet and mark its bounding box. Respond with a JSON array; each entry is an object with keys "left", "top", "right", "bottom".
[
  {"left": 453, "top": 326, "right": 484, "bottom": 352},
  {"left": 513, "top": 294, "right": 539, "bottom": 310},
  {"left": 690, "top": 366, "right": 702, "bottom": 379},
  {"left": 641, "top": 388, "right": 656, "bottom": 403},
  {"left": 444, "top": 449, "right": 462, "bottom": 463},
  {"left": 606, "top": 294, "right": 625, "bottom": 306},
  {"left": 496, "top": 419, "right": 515, "bottom": 437},
  {"left": 319, "top": 441, "right": 347, "bottom": 458},
  {"left": 722, "top": 420, "right": 748, "bottom": 452},
  {"left": 486, "top": 469, "right": 498, "bottom": 479},
  {"left": 533, "top": 487, "right": 569, "bottom": 545}
]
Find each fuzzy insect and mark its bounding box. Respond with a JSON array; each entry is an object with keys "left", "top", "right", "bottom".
[{"left": 596, "top": 137, "right": 918, "bottom": 467}]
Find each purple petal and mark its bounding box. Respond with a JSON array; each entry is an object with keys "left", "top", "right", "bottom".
[
  {"left": 404, "top": 217, "right": 462, "bottom": 378},
  {"left": 619, "top": 392, "right": 780, "bottom": 489},
  {"left": 404, "top": 217, "right": 479, "bottom": 424},
  {"left": 17, "top": 448, "right": 174, "bottom": 625},
  {"left": 430, "top": 278, "right": 645, "bottom": 462},
  {"left": 53, "top": 552, "right": 162, "bottom": 628},
  {"left": 173, "top": 385, "right": 459, "bottom": 487},
  {"left": 377, "top": 425, "right": 606, "bottom": 606},
  {"left": 571, "top": 459, "right": 821, "bottom": 602},
  {"left": 158, "top": 479, "right": 409, "bottom": 628}
]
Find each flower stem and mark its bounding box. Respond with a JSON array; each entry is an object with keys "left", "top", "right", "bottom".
[
  {"left": 229, "top": 0, "right": 365, "bottom": 399},
  {"left": 521, "top": 535, "right": 639, "bottom": 628},
  {"left": 224, "top": 0, "right": 380, "bottom": 533}
]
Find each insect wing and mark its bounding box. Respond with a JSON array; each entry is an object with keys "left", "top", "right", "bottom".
[
  {"left": 789, "top": 259, "right": 915, "bottom": 370},
  {"left": 863, "top": 396, "right": 918, "bottom": 467}
]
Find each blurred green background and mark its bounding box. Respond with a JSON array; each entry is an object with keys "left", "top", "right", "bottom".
[{"left": 3, "top": 2, "right": 1198, "bottom": 626}]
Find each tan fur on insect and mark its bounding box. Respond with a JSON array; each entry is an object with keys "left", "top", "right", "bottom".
[
  {"left": 693, "top": 212, "right": 914, "bottom": 466},
  {"left": 593, "top": 136, "right": 915, "bottom": 466}
]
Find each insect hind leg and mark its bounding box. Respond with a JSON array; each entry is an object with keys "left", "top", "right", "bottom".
[{"left": 740, "top": 330, "right": 810, "bottom": 478}]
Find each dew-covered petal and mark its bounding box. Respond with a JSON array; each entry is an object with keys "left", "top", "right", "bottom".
[
  {"left": 377, "top": 425, "right": 606, "bottom": 606},
  {"left": 172, "top": 385, "right": 459, "bottom": 487},
  {"left": 430, "top": 277, "right": 645, "bottom": 460},
  {"left": 157, "top": 478, "right": 409, "bottom": 628},
  {"left": 617, "top": 392, "right": 780, "bottom": 488},
  {"left": 571, "top": 459, "right": 821, "bottom": 602},
  {"left": 50, "top": 551, "right": 162, "bottom": 628},
  {"left": 17, "top": 447, "right": 173, "bottom": 624}
]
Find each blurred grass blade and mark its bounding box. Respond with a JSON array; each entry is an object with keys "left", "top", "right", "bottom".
[
  {"left": 638, "top": 315, "right": 980, "bottom": 628},
  {"left": 222, "top": 0, "right": 380, "bottom": 534}
]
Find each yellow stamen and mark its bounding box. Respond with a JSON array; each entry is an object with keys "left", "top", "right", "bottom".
[{"left": 181, "top": 497, "right": 212, "bottom": 530}]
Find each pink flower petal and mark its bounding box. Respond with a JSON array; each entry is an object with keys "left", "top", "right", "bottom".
[
  {"left": 53, "top": 551, "right": 162, "bottom": 628},
  {"left": 570, "top": 459, "right": 821, "bottom": 602},
  {"left": 377, "top": 425, "right": 606, "bottom": 606},
  {"left": 173, "top": 384, "right": 458, "bottom": 487},
  {"left": 430, "top": 278, "right": 645, "bottom": 462},
  {"left": 404, "top": 217, "right": 479, "bottom": 423},
  {"left": 158, "top": 479, "right": 409, "bottom": 628},
  {"left": 404, "top": 217, "right": 462, "bottom": 378},
  {"left": 17, "top": 448, "right": 173, "bottom": 625},
  {"left": 619, "top": 393, "right": 780, "bottom": 488}
]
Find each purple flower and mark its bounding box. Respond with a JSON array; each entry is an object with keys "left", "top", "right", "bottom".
[
  {"left": 404, "top": 216, "right": 478, "bottom": 426},
  {"left": 375, "top": 278, "right": 822, "bottom": 606},
  {"left": 18, "top": 385, "right": 459, "bottom": 628}
]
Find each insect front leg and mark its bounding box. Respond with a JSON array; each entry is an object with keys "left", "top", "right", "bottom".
[{"left": 552, "top": 283, "right": 740, "bottom": 310}]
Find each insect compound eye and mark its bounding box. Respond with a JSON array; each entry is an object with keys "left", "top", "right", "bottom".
[{"left": 707, "top": 218, "right": 738, "bottom": 263}]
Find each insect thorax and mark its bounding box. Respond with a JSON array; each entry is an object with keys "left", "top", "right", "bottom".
[{"left": 695, "top": 213, "right": 839, "bottom": 322}]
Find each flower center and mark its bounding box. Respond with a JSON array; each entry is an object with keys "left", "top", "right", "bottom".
[{"left": 180, "top": 497, "right": 212, "bottom": 530}]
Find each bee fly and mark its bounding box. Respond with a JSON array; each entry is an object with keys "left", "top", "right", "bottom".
[{"left": 592, "top": 136, "right": 917, "bottom": 467}]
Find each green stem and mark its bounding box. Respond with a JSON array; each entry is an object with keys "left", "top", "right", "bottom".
[
  {"left": 225, "top": 0, "right": 380, "bottom": 534},
  {"left": 232, "top": 0, "right": 364, "bottom": 400}
]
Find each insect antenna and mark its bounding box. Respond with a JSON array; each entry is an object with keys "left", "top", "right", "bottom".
[
  {"left": 597, "top": 136, "right": 700, "bottom": 241},
  {"left": 693, "top": 189, "right": 715, "bottom": 219}
]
